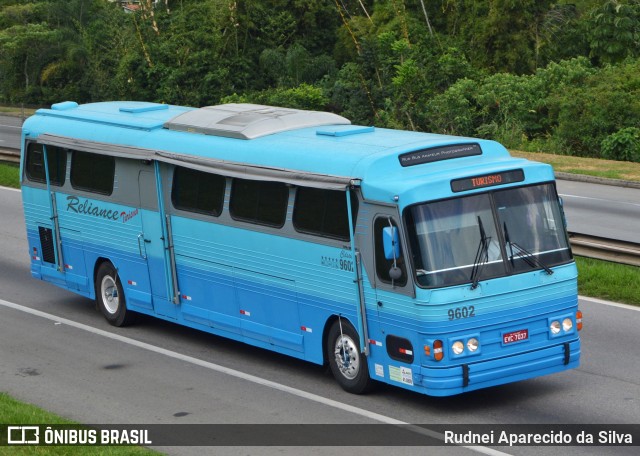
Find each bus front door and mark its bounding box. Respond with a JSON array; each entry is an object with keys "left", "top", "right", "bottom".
[{"left": 138, "top": 170, "right": 176, "bottom": 319}]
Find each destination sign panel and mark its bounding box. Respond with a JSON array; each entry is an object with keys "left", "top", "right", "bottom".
[
  {"left": 451, "top": 169, "right": 525, "bottom": 193},
  {"left": 398, "top": 143, "right": 482, "bottom": 167}
]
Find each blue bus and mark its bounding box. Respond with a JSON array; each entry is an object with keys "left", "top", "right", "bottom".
[{"left": 20, "top": 101, "right": 581, "bottom": 396}]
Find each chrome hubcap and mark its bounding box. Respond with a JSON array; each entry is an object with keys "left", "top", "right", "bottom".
[
  {"left": 101, "top": 275, "right": 119, "bottom": 315},
  {"left": 333, "top": 334, "right": 360, "bottom": 380}
]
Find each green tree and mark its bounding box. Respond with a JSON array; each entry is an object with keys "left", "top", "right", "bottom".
[
  {"left": 0, "top": 1, "right": 55, "bottom": 102},
  {"left": 588, "top": 0, "right": 640, "bottom": 64},
  {"left": 0, "top": 22, "right": 60, "bottom": 102},
  {"left": 548, "top": 59, "right": 640, "bottom": 156}
]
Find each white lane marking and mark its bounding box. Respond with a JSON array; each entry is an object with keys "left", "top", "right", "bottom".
[
  {"left": 0, "top": 298, "right": 510, "bottom": 456},
  {"left": 0, "top": 185, "right": 21, "bottom": 193},
  {"left": 0, "top": 125, "right": 21, "bottom": 129},
  {"left": 559, "top": 193, "right": 640, "bottom": 209},
  {"left": 579, "top": 295, "right": 640, "bottom": 312}
]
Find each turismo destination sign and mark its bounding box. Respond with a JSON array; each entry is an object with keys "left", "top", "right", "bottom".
[{"left": 450, "top": 169, "right": 525, "bottom": 192}]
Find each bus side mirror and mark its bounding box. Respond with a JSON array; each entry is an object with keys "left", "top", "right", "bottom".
[{"left": 383, "top": 226, "right": 401, "bottom": 260}]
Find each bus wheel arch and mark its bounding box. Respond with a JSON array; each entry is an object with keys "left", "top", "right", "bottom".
[
  {"left": 94, "top": 260, "right": 136, "bottom": 327},
  {"left": 325, "top": 316, "right": 374, "bottom": 394}
]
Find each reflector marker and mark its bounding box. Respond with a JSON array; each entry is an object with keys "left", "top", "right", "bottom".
[
  {"left": 181, "top": 294, "right": 192, "bottom": 301},
  {"left": 64, "top": 264, "right": 73, "bottom": 270},
  {"left": 399, "top": 348, "right": 413, "bottom": 355},
  {"left": 240, "top": 309, "right": 251, "bottom": 316},
  {"left": 300, "top": 326, "right": 313, "bottom": 333},
  {"left": 128, "top": 280, "right": 138, "bottom": 286},
  {"left": 368, "top": 339, "right": 383, "bottom": 347}
]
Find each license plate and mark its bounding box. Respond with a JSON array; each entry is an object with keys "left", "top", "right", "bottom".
[{"left": 503, "top": 329, "right": 529, "bottom": 345}]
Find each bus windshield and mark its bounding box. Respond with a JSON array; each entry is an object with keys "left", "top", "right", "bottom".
[{"left": 406, "top": 183, "right": 572, "bottom": 288}]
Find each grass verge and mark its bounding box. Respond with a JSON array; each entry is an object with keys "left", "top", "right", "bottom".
[
  {"left": 575, "top": 257, "right": 640, "bottom": 306},
  {"left": 511, "top": 150, "right": 640, "bottom": 183},
  {"left": 0, "top": 162, "right": 19, "bottom": 188},
  {"left": 0, "top": 392, "right": 157, "bottom": 454},
  {"left": 0, "top": 104, "right": 37, "bottom": 117}
]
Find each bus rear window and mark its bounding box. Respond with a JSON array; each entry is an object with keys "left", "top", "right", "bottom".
[
  {"left": 230, "top": 178, "right": 288, "bottom": 228},
  {"left": 26, "top": 144, "right": 67, "bottom": 186},
  {"left": 71, "top": 150, "right": 115, "bottom": 195},
  {"left": 172, "top": 166, "right": 225, "bottom": 216},
  {"left": 293, "top": 187, "right": 357, "bottom": 241}
]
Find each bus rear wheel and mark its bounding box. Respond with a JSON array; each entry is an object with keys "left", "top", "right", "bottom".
[
  {"left": 327, "top": 319, "right": 373, "bottom": 394},
  {"left": 95, "top": 262, "right": 136, "bottom": 327}
]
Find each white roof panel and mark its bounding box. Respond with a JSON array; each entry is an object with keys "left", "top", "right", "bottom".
[{"left": 164, "top": 103, "right": 351, "bottom": 139}]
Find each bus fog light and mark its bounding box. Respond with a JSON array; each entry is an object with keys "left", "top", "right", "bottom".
[
  {"left": 550, "top": 320, "right": 561, "bottom": 334},
  {"left": 467, "top": 338, "right": 479, "bottom": 352},
  {"left": 562, "top": 318, "right": 573, "bottom": 332},
  {"left": 452, "top": 341, "right": 464, "bottom": 355}
]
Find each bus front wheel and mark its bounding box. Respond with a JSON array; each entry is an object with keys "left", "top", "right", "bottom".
[
  {"left": 327, "top": 319, "right": 373, "bottom": 394},
  {"left": 95, "top": 262, "right": 136, "bottom": 327}
]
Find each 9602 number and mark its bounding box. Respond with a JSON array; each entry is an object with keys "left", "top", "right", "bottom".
[{"left": 448, "top": 306, "right": 475, "bottom": 320}]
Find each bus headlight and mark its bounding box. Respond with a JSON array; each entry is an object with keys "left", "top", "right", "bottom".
[
  {"left": 467, "top": 338, "right": 479, "bottom": 352},
  {"left": 562, "top": 318, "right": 573, "bottom": 332},
  {"left": 452, "top": 341, "right": 464, "bottom": 355},
  {"left": 550, "top": 320, "right": 561, "bottom": 334}
]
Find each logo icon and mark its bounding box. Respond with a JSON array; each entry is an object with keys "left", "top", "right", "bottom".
[{"left": 7, "top": 426, "right": 40, "bottom": 444}]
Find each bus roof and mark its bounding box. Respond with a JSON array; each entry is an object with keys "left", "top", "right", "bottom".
[{"left": 24, "top": 101, "right": 553, "bottom": 205}]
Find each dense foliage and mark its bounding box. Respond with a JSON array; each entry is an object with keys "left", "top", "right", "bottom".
[{"left": 1, "top": 0, "right": 640, "bottom": 160}]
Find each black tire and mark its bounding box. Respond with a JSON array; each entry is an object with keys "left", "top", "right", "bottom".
[
  {"left": 95, "top": 262, "right": 136, "bottom": 327},
  {"left": 326, "top": 318, "right": 373, "bottom": 394}
]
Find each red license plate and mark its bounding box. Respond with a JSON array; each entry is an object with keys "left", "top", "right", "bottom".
[{"left": 503, "top": 329, "right": 529, "bottom": 345}]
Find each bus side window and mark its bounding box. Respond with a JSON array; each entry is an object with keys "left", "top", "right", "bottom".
[
  {"left": 374, "top": 217, "right": 407, "bottom": 286},
  {"left": 229, "top": 178, "right": 289, "bottom": 228},
  {"left": 293, "top": 187, "right": 358, "bottom": 241},
  {"left": 70, "top": 150, "right": 115, "bottom": 195},
  {"left": 25, "top": 144, "right": 67, "bottom": 186},
  {"left": 171, "top": 166, "right": 225, "bottom": 217}
]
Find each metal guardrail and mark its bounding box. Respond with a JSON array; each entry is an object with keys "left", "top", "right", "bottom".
[
  {"left": 0, "top": 148, "right": 20, "bottom": 163},
  {"left": 569, "top": 232, "right": 640, "bottom": 267}
]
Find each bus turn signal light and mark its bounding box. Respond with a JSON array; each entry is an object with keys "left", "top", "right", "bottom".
[
  {"left": 433, "top": 340, "right": 444, "bottom": 361},
  {"left": 576, "top": 310, "right": 583, "bottom": 331}
]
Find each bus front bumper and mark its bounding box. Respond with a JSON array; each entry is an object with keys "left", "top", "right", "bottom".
[{"left": 418, "top": 339, "right": 580, "bottom": 396}]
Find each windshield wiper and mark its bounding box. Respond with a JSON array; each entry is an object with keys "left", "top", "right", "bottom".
[
  {"left": 470, "top": 216, "right": 490, "bottom": 290},
  {"left": 503, "top": 222, "right": 553, "bottom": 275}
]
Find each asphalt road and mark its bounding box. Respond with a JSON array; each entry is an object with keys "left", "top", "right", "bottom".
[
  {"left": 0, "top": 186, "right": 638, "bottom": 456},
  {"left": 557, "top": 180, "right": 640, "bottom": 244},
  {"left": 0, "top": 114, "right": 22, "bottom": 150}
]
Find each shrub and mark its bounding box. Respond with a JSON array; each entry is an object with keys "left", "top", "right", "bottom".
[{"left": 601, "top": 127, "right": 640, "bottom": 162}]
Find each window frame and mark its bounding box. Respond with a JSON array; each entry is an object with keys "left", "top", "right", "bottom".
[
  {"left": 292, "top": 187, "right": 358, "bottom": 242},
  {"left": 229, "top": 178, "right": 289, "bottom": 228},
  {"left": 70, "top": 150, "right": 115, "bottom": 196},
  {"left": 25, "top": 143, "right": 67, "bottom": 187},
  {"left": 171, "top": 166, "right": 226, "bottom": 217}
]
